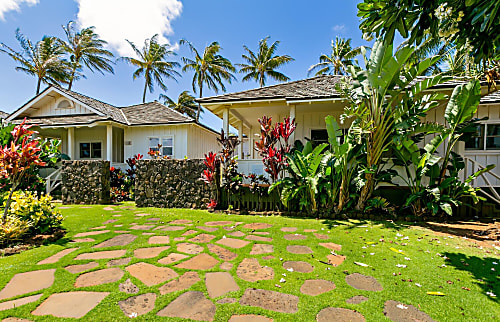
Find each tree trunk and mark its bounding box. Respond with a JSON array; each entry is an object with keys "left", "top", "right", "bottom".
[
  {"left": 196, "top": 86, "right": 203, "bottom": 122},
  {"left": 356, "top": 172, "right": 373, "bottom": 211},
  {"left": 68, "top": 66, "right": 76, "bottom": 91},
  {"left": 2, "top": 187, "right": 15, "bottom": 221},
  {"left": 142, "top": 78, "right": 148, "bottom": 103},
  {"left": 36, "top": 77, "right": 41, "bottom": 95}
]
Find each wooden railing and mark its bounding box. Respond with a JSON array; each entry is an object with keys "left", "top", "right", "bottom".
[
  {"left": 463, "top": 157, "right": 500, "bottom": 205},
  {"left": 45, "top": 168, "right": 62, "bottom": 196}
]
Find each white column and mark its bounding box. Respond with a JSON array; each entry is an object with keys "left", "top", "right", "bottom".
[
  {"left": 222, "top": 107, "right": 230, "bottom": 138},
  {"left": 238, "top": 121, "right": 244, "bottom": 159},
  {"left": 106, "top": 124, "right": 113, "bottom": 162},
  {"left": 250, "top": 126, "right": 255, "bottom": 159},
  {"left": 289, "top": 104, "right": 296, "bottom": 142},
  {"left": 67, "top": 127, "right": 74, "bottom": 159}
]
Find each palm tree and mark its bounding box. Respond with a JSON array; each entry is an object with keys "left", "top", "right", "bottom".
[
  {"left": 237, "top": 37, "right": 294, "bottom": 87},
  {"left": 160, "top": 91, "right": 199, "bottom": 119},
  {"left": 180, "top": 39, "right": 236, "bottom": 121},
  {"left": 308, "top": 37, "right": 360, "bottom": 76},
  {"left": 0, "top": 29, "right": 69, "bottom": 94},
  {"left": 121, "top": 34, "right": 180, "bottom": 103},
  {"left": 60, "top": 21, "right": 115, "bottom": 91}
]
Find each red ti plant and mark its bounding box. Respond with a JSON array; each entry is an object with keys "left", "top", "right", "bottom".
[{"left": 0, "top": 118, "right": 46, "bottom": 220}]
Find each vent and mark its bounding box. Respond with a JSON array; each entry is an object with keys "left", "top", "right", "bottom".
[{"left": 124, "top": 140, "right": 132, "bottom": 146}]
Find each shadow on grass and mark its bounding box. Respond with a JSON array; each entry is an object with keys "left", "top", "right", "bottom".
[
  {"left": 444, "top": 252, "right": 499, "bottom": 303},
  {"left": 320, "top": 218, "right": 408, "bottom": 231}
]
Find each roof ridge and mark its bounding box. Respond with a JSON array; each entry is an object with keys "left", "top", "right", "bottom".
[{"left": 54, "top": 86, "right": 118, "bottom": 108}]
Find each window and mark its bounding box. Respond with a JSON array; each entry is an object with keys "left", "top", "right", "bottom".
[
  {"left": 465, "top": 124, "right": 485, "bottom": 150},
  {"left": 79, "top": 142, "right": 102, "bottom": 159},
  {"left": 487, "top": 124, "right": 500, "bottom": 149},
  {"left": 465, "top": 124, "right": 500, "bottom": 151},
  {"left": 310, "top": 129, "right": 329, "bottom": 147},
  {"left": 148, "top": 137, "right": 174, "bottom": 157},
  {"left": 56, "top": 99, "right": 72, "bottom": 109}
]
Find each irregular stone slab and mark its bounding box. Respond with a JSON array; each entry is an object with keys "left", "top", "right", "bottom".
[
  {"left": 304, "top": 229, "right": 317, "bottom": 232},
  {"left": 31, "top": 291, "right": 109, "bottom": 318},
  {"left": 229, "top": 315, "right": 273, "bottom": 322},
  {"left": 147, "top": 217, "right": 160, "bottom": 221},
  {"left": 262, "top": 255, "right": 275, "bottom": 260},
  {"left": 205, "top": 221, "right": 233, "bottom": 226},
  {"left": 223, "top": 226, "right": 235, "bottom": 231},
  {"left": 74, "top": 268, "right": 124, "bottom": 288},
  {"left": 206, "top": 272, "right": 239, "bottom": 298},
  {"left": 65, "top": 262, "right": 99, "bottom": 274},
  {"left": 197, "top": 226, "right": 218, "bottom": 232},
  {"left": 103, "top": 206, "right": 114, "bottom": 211},
  {"left": 71, "top": 238, "right": 95, "bottom": 243},
  {"left": 207, "top": 244, "right": 237, "bottom": 261},
  {"left": 142, "top": 232, "right": 155, "bottom": 236},
  {"left": 220, "top": 262, "right": 233, "bottom": 270},
  {"left": 300, "top": 280, "right": 335, "bottom": 296},
  {"left": 383, "top": 300, "right": 436, "bottom": 322},
  {"left": 287, "top": 245, "right": 312, "bottom": 254},
  {"left": 0, "top": 269, "right": 55, "bottom": 300},
  {"left": 169, "top": 219, "right": 192, "bottom": 225},
  {"left": 94, "top": 234, "right": 136, "bottom": 248},
  {"left": 175, "top": 254, "right": 219, "bottom": 270},
  {"left": 313, "top": 233, "right": 329, "bottom": 240},
  {"left": 119, "top": 293, "right": 156, "bottom": 317},
  {"left": 246, "top": 235, "right": 272, "bottom": 242},
  {"left": 159, "top": 272, "right": 200, "bottom": 294},
  {"left": 240, "top": 288, "right": 298, "bottom": 313},
  {"left": 327, "top": 254, "right": 346, "bottom": 267},
  {"left": 316, "top": 308, "right": 365, "bottom": 322},
  {"left": 250, "top": 244, "right": 273, "bottom": 255},
  {"left": 253, "top": 232, "right": 270, "bottom": 235},
  {"left": 114, "top": 230, "right": 130, "bottom": 234},
  {"left": 156, "top": 225, "right": 184, "bottom": 231},
  {"left": 74, "top": 230, "right": 110, "bottom": 238},
  {"left": 126, "top": 263, "right": 178, "bottom": 286},
  {"left": 0, "top": 294, "right": 42, "bottom": 312},
  {"left": 114, "top": 224, "right": 123, "bottom": 227},
  {"left": 283, "top": 261, "right": 314, "bottom": 273},
  {"left": 182, "top": 229, "right": 198, "bottom": 236},
  {"left": 346, "top": 295, "right": 369, "bottom": 304},
  {"left": 229, "top": 231, "right": 245, "bottom": 237},
  {"left": 37, "top": 248, "right": 78, "bottom": 265},
  {"left": 103, "top": 219, "right": 117, "bottom": 224},
  {"left": 217, "top": 298, "right": 238, "bottom": 304},
  {"left": 130, "top": 224, "right": 155, "bottom": 230},
  {"left": 174, "top": 237, "right": 185, "bottom": 241},
  {"left": 158, "top": 253, "right": 189, "bottom": 265},
  {"left": 134, "top": 246, "right": 170, "bottom": 259},
  {"left": 107, "top": 257, "right": 131, "bottom": 267},
  {"left": 237, "top": 258, "right": 274, "bottom": 282},
  {"left": 91, "top": 226, "right": 106, "bottom": 230},
  {"left": 157, "top": 291, "right": 216, "bottom": 321},
  {"left": 75, "top": 250, "right": 126, "bottom": 260},
  {"left": 242, "top": 223, "right": 272, "bottom": 230},
  {"left": 284, "top": 234, "right": 306, "bottom": 241},
  {"left": 189, "top": 233, "right": 216, "bottom": 243},
  {"left": 119, "top": 278, "right": 139, "bottom": 294},
  {"left": 319, "top": 243, "right": 342, "bottom": 251},
  {"left": 148, "top": 236, "right": 170, "bottom": 244},
  {"left": 345, "top": 273, "right": 383, "bottom": 291},
  {"left": 216, "top": 238, "right": 250, "bottom": 249},
  {"left": 177, "top": 243, "right": 204, "bottom": 254},
  {"left": 134, "top": 213, "right": 150, "bottom": 217},
  {"left": 280, "top": 227, "right": 297, "bottom": 232}
]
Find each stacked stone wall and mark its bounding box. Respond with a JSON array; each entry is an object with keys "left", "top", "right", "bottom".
[{"left": 61, "top": 160, "right": 110, "bottom": 204}]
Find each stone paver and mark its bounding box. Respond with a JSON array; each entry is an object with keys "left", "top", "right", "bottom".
[
  {"left": 189, "top": 233, "right": 216, "bottom": 243},
  {"left": 304, "top": 229, "right": 317, "bottom": 232},
  {"left": 37, "top": 248, "right": 78, "bottom": 265},
  {"left": 174, "top": 237, "right": 185, "bottom": 241},
  {"left": 207, "top": 244, "right": 237, "bottom": 261},
  {"left": 284, "top": 234, "right": 306, "bottom": 240},
  {"left": 159, "top": 272, "right": 200, "bottom": 295},
  {"left": 126, "top": 263, "right": 178, "bottom": 286},
  {"left": 147, "top": 217, "right": 160, "bottom": 221},
  {"left": 119, "top": 293, "right": 156, "bottom": 317},
  {"left": 229, "top": 315, "right": 273, "bottom": 322},
  {"left": 177, "top": 243, "right": 204, "bottom": 254},
  {"left": 175, "top": 254, "right": 219, "bottom": 270},
  {"left": 74, "top": 230, "right": 110, "bottom": 237},
  {"left": 229, "top": 231, "right": 245, "bottom": 237},
  {"left": 2, "top": 317, "right": 33, "bottom": 321},
  {"left": 103, "top": 219, "right": 117, "bottom": 224},
  {"left": 0, "top": 294, "right": 42, "bottom": 312},
  {"left": 280, "top": 227, "right": 297, "bottom": 232},
  {"left": 130, "top": 224, "right": 155, "bottom": 230},
  {"left": 158, "top": 253, "right": 189, "bottom": 265},
  {"left": 300, "top": 280, "right": 336, "bottom": 296},
  {"left": 253, "top": 232, "right": 270, "bottom": 235},
  {"left": 250, "top": 244, "right": 274, "bottom": 255},
  {"left": 182, "top": 229, "right": 198, "bottom": 236},
  {"left": 283, "top": 261, "right": 314, "bottom": 273},
  {"left": 246, "top": 235, "right": 272, "bottom": 242},
  {"left": 220, "top": 262, "right": 233, "bottom": 270},
  {"left": 345, "top": 273, "right": 383, "bottom": 291},
  {"left": 316, "top": 308, "right": 365, "bottom": 322},
  {"left": 74, "top": 268, "right": 124, "bottom": 288},
  {"left": 205, "top": 272, "right": 239, "bottom": 298},
  {"left": 313, "top": 233, "right": 329, "bottom": 240},
  {"left": 91, "top": 226, "right": 106, "bottom": 230},
  {"left": 287, "top": 245, "right": 312, "bottom": 254},
  {"left": 346, "top": 296, "right": 369, "bottom": 304},
  {"left": 157, "top": 291, "right": 216, "bottom": 321},
  {"left": 216, "top": 237, "right": 250, "bottom": 249},
  {"left": 262, "top": 255, "right": 275, "bottom": 260},
  {"left": 148, "top": 236, "right": 170, "bottom": 244},
  {"left": 119, "top": 279, "right": 139, "bottom": 294},
  {"left": 65, "top": 262, "right": 99, "bottom": 274},
  {"left": 327, "top": 254, "right": 346, "bottom": 267},
  {"left": 94, "top": 234, "right": 136, "bottom": 248},
  {"left": 205, "top": 221, "right": 233, "bottom": 226},
  {"left": 31, "top": 291, "right": 109, "bottom": 318},
  {"left": 134, "top": 246, "right": 170, "bottom": 259},
  {"left": 242, "top": 223, "right": 272, "bottom": 230},
  {"left": 0, "top": 269, "right": 55, "bottom": 300},
  {"left": 240, "top": 288, "right": 298, "bottom": 313},
  {"left": 383, "top": 300, "right": 435, "bottom": 322},
  {"left": 75, "top": 250, "right": 126, "bottom": 260},
  {"left": 157, "top": 225, "right": 185, "bottom": 231},
  {"left": 107, "top": 257, "right": 131, "bottom": 267},
  {"left": 169, "top": 219, "right": 192, "bottom": 225},
  {"left": 197, "top": 226, "right": 218, "bottom": 232},
  {"left": 319, "top": 243, "right": 342, "bottom": 251},
  {"left": 71, "top": 238, "right": 95, "bottom": 243},
  {"left": 237, "top": 258, "right": 274, "bottom": 282}
]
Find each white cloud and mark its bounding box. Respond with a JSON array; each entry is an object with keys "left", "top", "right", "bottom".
[
  {"left": 0, "top": 0, "right": 38, "bottom": 21},
  {"left": 75, "top": 0, "right": 182, "bottom": 57},
  {"left": 332, "top": 24, "right": 346, "bottom": 33}
]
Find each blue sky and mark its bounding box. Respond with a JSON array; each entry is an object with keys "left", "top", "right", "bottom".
[{"left": 0, "top": 0, "right": 368, "bottom": 129}]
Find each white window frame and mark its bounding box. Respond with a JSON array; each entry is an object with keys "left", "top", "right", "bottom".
[
  {"left": 148, "top": 136, "right": 175, "bottom": 158},
  {"left": 54, "top": 97, "right": 74, "bottom": 109},
  {"left": 78, "top": 141, "right": 103, "bottom": 160},
  {"left": 465, "top": 122, "right": 500, "bottom": 152}
]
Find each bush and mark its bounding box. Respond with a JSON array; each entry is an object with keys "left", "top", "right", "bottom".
[{"left": 0, "top": 215, "right": 31, "bottom": 245}]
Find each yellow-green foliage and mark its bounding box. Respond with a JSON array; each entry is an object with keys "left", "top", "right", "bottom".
[{"left": 0, "top": 215, "right": 31, "bottom": 244}]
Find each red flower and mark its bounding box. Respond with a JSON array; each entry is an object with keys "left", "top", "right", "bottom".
[{"left": 206, "top": 199, "right": 217, "bottom": 209}]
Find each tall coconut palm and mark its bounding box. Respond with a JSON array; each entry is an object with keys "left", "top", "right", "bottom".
[
  {"left": 0, "top": 29, "right": 69, "bottom": 94},
  {"left": 121, "top": 34, "right": 180, "bottom": 103},
  {"left": 237, "top": 37, "right": 294, "bottom": 87},
  {"left": 159, "top": 90, "right": 199, "bottom": 119},
  {"left": 308, "top": 37, "right": 360, "bottom": 76},
  {"left": 60, "top": 21, "right": 115, "bottom": 91},
  {"left": 180, "top": 39, "right": 236, "bottom": 121}
]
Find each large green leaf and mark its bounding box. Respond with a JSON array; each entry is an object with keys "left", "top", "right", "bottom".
[{"left": 444, "top": 80, "right": 481, "bottom": 128}]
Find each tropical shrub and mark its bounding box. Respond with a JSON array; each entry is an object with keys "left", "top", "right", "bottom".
[{"left": 0, "top": 215, "right": 31, "bottom": 245}]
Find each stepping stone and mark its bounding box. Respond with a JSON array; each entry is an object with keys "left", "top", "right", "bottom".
[
  {"left": 242, "top": 223, "right": 272, "bottom": 230},
  {"left": 383, "top": 300, "right": 436, "bottom": 322},
  {"left": 216, "top": 237, "right": 250, "bottom": 249},
  {"left": 130, "top": 224, "right": 155, "bottom": 230},
  {"left": 177, "top": 243, "right": 204, "bottom": 254},
  {"left": 316, "top": 308, "right": 365, "bottom": 322},
  {"left": 253, "top": 232, "right": 270, "bottom": 235},
  {"left": 31, "top": 291, "right": 109, "bottom": 318},
  {"left": 159, "top": 272, "right": 200, "bottom": 295},
  {"left": 114, "top": 224, "right": 123, "bottom": 227},
  {"left": 304, "top": 229, "right": 317, "bottom": 232},
  {"left": 182, "top": 229, "right": 198, "bottom": 236},
  {"left": 169, "top": 219, "right": 192, "bottom": 225},
  {"left": 300, "top": 280, "right": 336, "bottom": 296},
  {"left": 103, "top": 219, "right": 117, "bottom": 224},
  {"left": 223, "top": 226, "right": 235, "bottom": 231},
  {"left": 75, "top": 250, "right": 126, "bottom": 260},
  {"left": 240, "top": 288, "right": 298, "bottom": 313},
  {"left": 287, "top": 245, "right": 312, "bottom": 254},
  {"left": 107, "top": 257, "right": 131, "bottom": 267},
  {"left": 37, "top": 248, "right": 78, "bottom": 265},
  {"left": 197, "top": 226, "right": 218, "bottom": 232},
  {"left": 119, "top": 293, "right": 156, "bottom": 317},
  {"left": 207, "top": 244, "right": 237, "bottom": 261},
  {"left": 71, "top": 238, "right": 95, "bottom": 243},
  {"left": 174, "top": 237, "right": 185, "bottom": 241},
  {"left": 0, "top": 269, "right": 55, "bottom": 300},
  {"left": 0, "top": 294, "right": 42, "bottom": 312},
  {"left": 112, "top": 215, "right": 122, "bottom": 217},
  {"left": 263, "top": 255, "right": 275, "bottom": 260},
  {"left": 2, "top": 318, "right": 33, "bottom": 321},
  {"left": 126, "top": 262, "right": 178, "bottom": 286},
  {"left": 284, "top": 234, "right": 306, "bottom": 241},
  {"left": 327, "top": 254, "right": 346, "bottom": 267},
  {"left": 157, "top": 291, "right": 216, "bottom": 321},
  {"left": 189, "top": 234, "right": 216, "bottom": 243},
  {"left": 134, "top": 213, "right": 150, "bottom": 217},
  {"left": 205, "top": 272, "right": 239, "bottom": 298},
  {"left": 94, "top": 234, "right": 136, "bottom": 248},
  {"left": 217, "top": 298, "right": 238, "bottom": 304},
  {"left": 74, "top": 268, "right": 124, "bottom": 287},
  {"left": 319, "top": 243, "right": 342, "bottom": 251},
  {"left": 205, "top": 221, "right": 233, "bottom": 226},
  {"left": 229, "top": 231, "right": 245, "bottom": 237},
  {"left": 65, "top": 262, "right": 99, "bottom": 274},
  {"left": 147, "top": 217, "right": 160, "bottom": 221},
  {"left": 346, "top": 295, "right": 369, "bottom": 304},
  {"left": 246, "top": 235, "right": 272, "bottom": 242},
  {"left": 283, "top": 261, "right": 314, "bottom": 273},
  {"left": 175, "top": 254, "right": 219, "bottom": 270},
  {"left": 103, "top": 207, "right": 114, "bottom": 210},
  {"left": 148, "top": 236, "right": 170, "bottom": 244},
  {"left": 237, "top": 258, "right": 274, "bottom": 282},
  {"left": 134, "top": 246, "right": 170, "bottom": 259},
  {"left": 115, "top": 230, "right": 130, "bottom": 234},
  {"left": 313, "top": 233, "right": 329, "bottom": 240},
  {"left": 280, "top": 227, "right": 297, "bottom": 232},
  {"left": 250, "top": 244, "right": 273, "bottom": 255},
  {"left": 156, "top": 226, "right": 184, "bottom": 231},
  {"left": 220, "top": 262, "right": 233, "bottom": 270},
  {"left": 119, "top": 278, "right": 139, "bottom": 294},
  {"left": 158, "top": 253, "right": 189, "bottom": 265},
  {"left": 345, "top": 273, "right": 383, "bottom": 291},
  {"left": 74, "top": 230, "right": 110, "bottom": 237},
  {"left": 142, "top": 232, "right": 155, "bottom": 236},
  {"left": 91, "top": 226, "right": 106, "bottom": 230},
  {"left": 229, "top": 315, "right": 273, "bottom": 322}
]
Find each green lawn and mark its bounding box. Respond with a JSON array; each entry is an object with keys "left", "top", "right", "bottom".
[{"left": 0, "top": 202, "right": 498, "bottom": 321}]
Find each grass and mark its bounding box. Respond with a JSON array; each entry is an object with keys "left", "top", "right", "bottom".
[{"left": 0, "top": 202, "right": 498, "bottom": 321}]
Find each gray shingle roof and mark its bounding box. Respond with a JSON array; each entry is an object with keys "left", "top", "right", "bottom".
[
  {"left": 480, "top": 90, "right": 500, "bottom": 104},
  {"left": 17, "top": 114, "right": 109, "bottom": 126},
  {"left": 121, "top": 101, "right": 193, "bottom": 125},
  {"left": 0, "top": 110, "right": 9, "bottom": 119}
]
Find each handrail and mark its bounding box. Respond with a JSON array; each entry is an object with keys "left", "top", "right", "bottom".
[
  {"left": 45, "top": 168, "right": 62, "bottom": 195},
  {"left": 463, "top": 157, "right": 500, "bottom": 205}
]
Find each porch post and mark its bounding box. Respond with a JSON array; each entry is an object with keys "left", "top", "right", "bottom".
[
  {"left": 106, "top": 124, "right": 113, "bottom": 162},
  {"left": 222, "top": 107, "right": 230, "bottom": 138},
  {"left": 250, "top": 126, "right": 255, "bottom": 159},
  {"left": 289, "top": 104, "right": 296, "bottom": 142},
  {"left": 67, "top": 127, "right": 74, "bottom": 159},
  {"left": 238, "top": 121, "right": 244, "bottom": 159}
]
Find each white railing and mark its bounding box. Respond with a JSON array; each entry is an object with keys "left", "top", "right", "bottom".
[
  {"left": 45, "top": 168, "right": 62, "bottom": 196},
  {"left": 463, "top": 157, "right": 500, "bottom": 205}
]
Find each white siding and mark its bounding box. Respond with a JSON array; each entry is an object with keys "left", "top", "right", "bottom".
[
  {"left": 30, "top": 99, "right": 93, "bottom": 117},
  {"left": 124, "top": 125, "right": 188, "bottom": 159},
  {"left": 187, "top": 125, "right": 220, "bottom": 159},
  {"left": 74, "top": 126, "right": 107, "bottom": 160}
]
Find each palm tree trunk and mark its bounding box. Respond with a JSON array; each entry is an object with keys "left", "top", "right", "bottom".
[
  {"left": 196, "top": 86, "right": 203, "bottom": 122},
  {"left": 68, "top": 66, "right": 76, "bottom": 91},
  {"left": 36, "top": 77, "right": 41, "bottom": 95},
  {"left": 142, "top": 79, "right": 148, "bottom": 103}
]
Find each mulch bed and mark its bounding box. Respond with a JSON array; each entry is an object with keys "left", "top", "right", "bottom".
[{"left": 0, "top": 229, "right": 66, "bottom": 256}]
